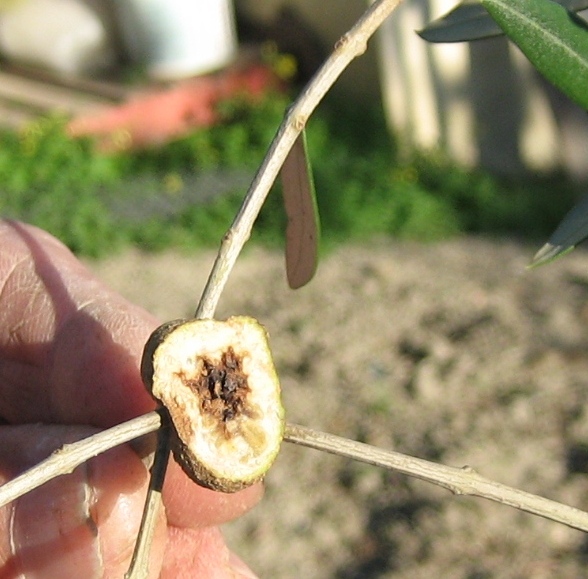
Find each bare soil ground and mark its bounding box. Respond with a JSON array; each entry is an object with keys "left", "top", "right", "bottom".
[{"left": 87, "top": 236, "right": 588, "bottom": 579}]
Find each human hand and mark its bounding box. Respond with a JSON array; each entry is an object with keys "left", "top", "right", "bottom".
[{"left": 0, "top": 220, "right": 261, "bottom": 577}]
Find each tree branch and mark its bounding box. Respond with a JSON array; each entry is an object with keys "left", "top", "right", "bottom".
[
  {"left": 3, "top": 415, "right": 587, "bottom": 536},
  {"left": 194, "top": 0, "right": 403, "bottom": 320},
  {"left": 284, "top": 423, "right": 588, "bottom": 532},
  {"left": 0, "top": 411, "right": 161, "bottom": 509},
  {"left": 120, "top": 4, "right": 409, "bottom": 569},
  {"left": 125, "top": 413, "right": 172, "bottom": 579}
]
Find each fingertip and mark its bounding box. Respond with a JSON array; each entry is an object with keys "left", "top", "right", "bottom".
[
  {"left": 162, "top": 459, "right": 264, "bottom": 529},
  {"left": 10, "top": 461, "right": 104, "bottom": 577},
  {"left": 162, "top": 526, "right": 243, "bottom": 579}
]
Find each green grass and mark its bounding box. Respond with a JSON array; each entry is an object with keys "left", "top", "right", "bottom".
[{"left": 0, "top": 94, "right": 578, "bottom": 257}]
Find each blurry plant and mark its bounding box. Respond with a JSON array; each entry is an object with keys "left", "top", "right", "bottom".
[
  {"left": 0, "top": 115, "right": 124, "bottom": 256},
  {"left": 420, "top": 0, "right": 588, "bottom": 264},
  {"left": 0, "top": 63, "right": 579, "bottom": 257}
]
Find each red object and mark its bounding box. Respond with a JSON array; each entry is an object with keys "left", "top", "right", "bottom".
[{"left": 67, "top": 64, "right": 282, "bottom": 151}]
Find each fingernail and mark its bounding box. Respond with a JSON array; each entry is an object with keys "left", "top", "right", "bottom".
[
  {"left": 228, "top": 552, "right": 259, "bottom": 579},
  {"left": 10, "top": 462, "right": 103, "bottom": 578}
]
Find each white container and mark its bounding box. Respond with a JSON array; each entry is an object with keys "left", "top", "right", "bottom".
[
  {"left": 0, "top": 0, "right": 116, "bottom": 75},
  {"left": 116, "top": 0, "right": 237, "bottom": 80}
]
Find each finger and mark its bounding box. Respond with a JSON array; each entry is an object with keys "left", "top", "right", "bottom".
[
  {"left": 162, "top": 460, "right": 264, "bottom": 528},
  {"left": 0, "top": 424, "right": 259, "bottom": 578},
  {"left": 0, "top": 219, "right": 158, "bottom": 427},
  {"left": 0, "top": 423, "right": 166, "bottom": 578},
  {"left": 0, "top": 220, "right": 263, "bottom": 528},
  {"left": 162, "top": 527, "right": 259, "bottom": 579}
]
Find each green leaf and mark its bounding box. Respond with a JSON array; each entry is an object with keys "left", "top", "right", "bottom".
[
  {"left": 481, "top": 0, "right": 588, "bottom": 111},
  {"left": 280, "top": 130, "right": 321, "bottom": 289},
  {"left": 419, "top": 0, "right": 588, "bottom": 43},
  {"left": 531, "top": 194, "right": 588, "bottom": 267},
  {"left": 418, "top": 0, "right": 503, "bottom": 43}
]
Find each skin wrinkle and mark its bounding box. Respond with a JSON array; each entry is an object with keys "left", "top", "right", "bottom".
[
  {"left": 0, "top": 288, "right": 54, "bottom": 423},
  {"left": 8, "top": 285, "right": 53, "bottom": 356},
  {"left": 0, "top": 263, "right": 33, "bottom": 346},
  {"left": 0, "top": 300, "right": 50, "bottom": 421},
  {"left": 6, "top": 323, "right": 25, "bottom": 349},
  {"left": 0, "top": 256, "right": 28, "bottom": 313},
  {"left": 0, "top": 223, "right": 123, "bottom": 425},
  {"left": 5, "top": 221, "right": 93, "bottom": 340},
  {"left": 0, "top": 234, "right": 57, "bottom": 367},
  {"left": 0, "top": 264, "right": 47, "bottom": 423}
]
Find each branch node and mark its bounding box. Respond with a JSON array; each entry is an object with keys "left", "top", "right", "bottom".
[
  {"left": 293, "top": 114, "right": 307, "bottom": 132},
  {"left": 335, "top": 32, "right": 368, "bottom": 56},
  {"left": 334, "top": 33, "right": 350, "bottom": 52}
]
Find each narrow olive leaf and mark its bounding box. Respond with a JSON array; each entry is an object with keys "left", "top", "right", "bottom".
[
  {"left": 418, "top": 0, "right": 503, "bottom": 43},
  {"left": 530, "top": 194, "right": 588, "bottom": 268},
  {"left": 480, "top": 0, "right": 588, "bottom": 111},
  {"left": 419, "top": 0, "right": 588, "bottom": 44},
  {"left": 280, "top": 130, "right": 320, "bottom": 289}
]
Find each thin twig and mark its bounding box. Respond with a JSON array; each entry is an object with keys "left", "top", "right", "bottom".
[
  {"left": 284, "top": 423, "right": 588, "bottom": 532},
  {"left": 125, "top": 413, "right": 172, "bottom": 579},
  {"left": 3, "top": 414, "right": 588, "bottom": 534},
  {"left": 0, "top": 411, "right": 161, "bottom": 509},
  {"left": 194, "top": 0, "right": 403, "bottom": 320}
]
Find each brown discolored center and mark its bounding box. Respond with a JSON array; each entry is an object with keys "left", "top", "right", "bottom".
[{"left": 187, "top": 348, "right": 252, "bottom": 429}]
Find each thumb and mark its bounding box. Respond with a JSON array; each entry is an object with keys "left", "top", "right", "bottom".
[{"left": 0, "top": 424, "right": 166, "bottom": 578}]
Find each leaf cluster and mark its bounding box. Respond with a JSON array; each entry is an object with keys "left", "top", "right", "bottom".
[{"left": 421, "top": 0, "right": 588, "bottom": 264}]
